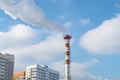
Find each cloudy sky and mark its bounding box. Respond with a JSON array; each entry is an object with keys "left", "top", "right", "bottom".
[{"left": 0, "top": 0, "right": 120, "bottom": 80}]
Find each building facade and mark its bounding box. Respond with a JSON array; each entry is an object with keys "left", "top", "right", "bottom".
[
  {"left": 26, "top": 64, "right": 60, "bottom": 80},
  {"left": 0, "top": 53, "right": 14, "bottom": 80},
  {"left": 13, "top": 72, "right": 26, "bottom": 80}
]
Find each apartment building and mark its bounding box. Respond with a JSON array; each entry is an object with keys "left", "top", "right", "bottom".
[
  {"left": 0, "top": 53, "right": 14, "bottom": 80},
  {"left": 26, "top": 64, "right": 60, "bottom": 80},
  {"left": 13, "top": 72, "right": 26, "bottom": 80}
]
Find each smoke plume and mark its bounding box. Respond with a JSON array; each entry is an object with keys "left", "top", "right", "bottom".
[{"left": 0, "top": 0, "right": 66, "bottom": 33}]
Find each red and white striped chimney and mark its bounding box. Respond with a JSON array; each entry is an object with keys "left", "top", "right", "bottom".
[{"left": 64, "top": 34, "right": 71, "bottom": 80}]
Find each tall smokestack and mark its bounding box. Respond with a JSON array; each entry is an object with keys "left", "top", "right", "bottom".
[{"left": 64, "top": 34, "right": 72, "bottom": 80}]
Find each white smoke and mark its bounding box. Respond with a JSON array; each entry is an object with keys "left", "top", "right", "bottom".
[{"left": 0, "top": 0, "right": 66, "bottom": 33}]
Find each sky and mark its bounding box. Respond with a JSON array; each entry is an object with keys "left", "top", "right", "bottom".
[{"left": 0, "top": 0, "right": 120, "bottom": 80}]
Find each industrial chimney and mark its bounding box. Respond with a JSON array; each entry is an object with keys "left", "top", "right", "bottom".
[{"left": 64, "top": 34, "right": 72, "bottom": 80}]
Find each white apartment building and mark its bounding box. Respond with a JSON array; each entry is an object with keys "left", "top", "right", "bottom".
[
  {"left": 0, "top": 53, "right": 14, "bottom": 80},
  {"left": 26, "top": 64, "right": 60, "bottom": 80}
]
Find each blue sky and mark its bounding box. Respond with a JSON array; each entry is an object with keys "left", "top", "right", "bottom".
[{"left": 0, "top": 0, "right": 120, "bottom": 80}]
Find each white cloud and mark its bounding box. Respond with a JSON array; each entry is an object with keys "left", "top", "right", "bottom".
[
  {"left": 0, "top": 30, "right": 65, "bottom": 71},
  {"left": 80, "top": 14, "right": 120, "bottom": 54},
  {"left": 8, "top": 24, "right": 37, "bottom": 39},
  {"left": 64, "top": 22, "right": 72, "bottom": 28},
  {"left": 0, "top": 0, "right": 66, "bottom": 33},
  {"left": 0, "top": 24, "right": 38, "bottom": 50},
  {"left": 79, "top": 18, "right": 90, "bottom": 25},
  {"left": 58, "top": 15, "right": 66, "bottom": 19},
  {"left": 51, "top": 59, "right": 107, "bottom": 80}
]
